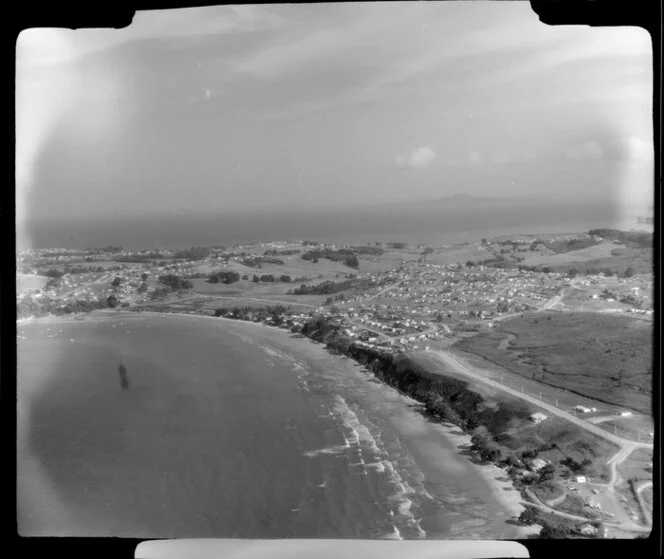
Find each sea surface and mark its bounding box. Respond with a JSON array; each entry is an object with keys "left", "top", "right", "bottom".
[
  {"left": 16, "top": 201, "right": 634, "bottom": 250},
  {"left": 18, "top": 313, "right": 519, "bottom": 539}
]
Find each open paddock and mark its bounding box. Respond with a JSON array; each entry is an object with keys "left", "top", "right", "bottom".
[
  {"left": 17, "top": 274, "right": 50, "bottom": 292},
  {"left": 520, "top": 242, "right": 617, "bottom": 267},
  {"left": 455, "top": 312, "right": 653, "bottom": 415}
]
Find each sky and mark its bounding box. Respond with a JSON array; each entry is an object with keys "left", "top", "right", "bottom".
[{"left": 16, "top": 2, "right": 654, "bottom": 226}]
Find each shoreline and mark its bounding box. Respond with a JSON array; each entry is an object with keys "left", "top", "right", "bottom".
[{"left": 22, "top": 308, "right": 538, "bottom": 537}]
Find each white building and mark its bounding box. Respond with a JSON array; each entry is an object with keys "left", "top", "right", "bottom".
[
  {"left": 530, "top": 413, "right": 548, "bottom": 424},
  {"left": 574, "top": 405, "right": 592, "bottom": 414}
]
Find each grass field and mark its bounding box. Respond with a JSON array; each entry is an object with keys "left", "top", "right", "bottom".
[
  {"left": 520, "top": 242, "right": 617, "bottom": 267},
  {"left": 455, "top": 312, "right": 653, "bottom": 414},
  {"left": 17, "top": 274, "right": 50, "bottom": 292},
  {"left": 425, "top": 245, "right": 494, "bottom": 266},
  {"left": 617, "top": 448, "right": 653, "bottom": 484},
  {"left": 529, "top": 246, "right": 652, "bottom": 276}
]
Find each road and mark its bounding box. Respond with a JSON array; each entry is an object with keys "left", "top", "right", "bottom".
[
  {"left": 426, "top": 349, "right": 652, "bottom": 452},
  {"left": 425, "top": 348, "right": 652, "bottom": 533},
  {"left": 522, "top": 490, "right": 650, "bottom": 534},
  {"left": 365, "top": 280, "right": 405, "bottom": 301},
  {"left": 636, "top": 482, "right": 653, "bottom": 525}
]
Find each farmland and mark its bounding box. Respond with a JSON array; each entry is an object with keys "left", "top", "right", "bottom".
[{"left": 455, "top": 312, "right": 652, "bottom": 414}]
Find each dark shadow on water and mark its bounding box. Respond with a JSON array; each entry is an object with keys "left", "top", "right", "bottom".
[{"left": 22, "top": 354, "right": 164, "bottom": 536}]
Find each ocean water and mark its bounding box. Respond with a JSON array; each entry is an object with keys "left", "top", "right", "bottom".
[
  {"left": 17, "top": 201, "right": 628, "bottom": 250},
  {"left": 17, "top": 313, "right": 515, "bottom": 539}
]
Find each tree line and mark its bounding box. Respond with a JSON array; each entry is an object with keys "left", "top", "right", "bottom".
[{"left": 301, "top": 249, "right": 359, "bottom": 268}]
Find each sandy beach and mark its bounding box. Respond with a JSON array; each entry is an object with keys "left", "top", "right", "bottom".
[{"left": 18, "top": 309, "right": 539, "bottom": 538}]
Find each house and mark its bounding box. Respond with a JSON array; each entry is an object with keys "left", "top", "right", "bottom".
[
  {"left": 576, "top": 476, "right": 587, "bottom": 484},
  {"left": 574, "top": 405, "right": 592, "bottom": 414},
  {"left": 578, "top": 523, "right": 598, "bottom": 536},
  {"left": 620, "top": 411, "right": 633, "bottom": 417},
  {"left": 529, "top": 458, "right": 548, "bottom": 472},
  {"left": 530, "top": 413, "right": 548, "bottom": 424}
]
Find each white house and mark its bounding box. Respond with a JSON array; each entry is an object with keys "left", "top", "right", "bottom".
[
  {"left": 574, "top": 405, "right": 592, "bottom": 414},
  {"left": 530, "top": 413, "right": 548, "bottom": 424},
  {"left": 529, "top": 458, "right": 548, "bottom": 471}
]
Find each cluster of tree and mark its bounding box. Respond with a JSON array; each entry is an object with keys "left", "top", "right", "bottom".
[
  {"left": 386, "top": 242, "right": 407, "bottom": 249},
  {"left": 289, "top": 279, "right": 359, "bottom": 295},
  {"left": 619, "top": 293, "right": 641, "bottom": 307},
  {"left": 263, "top": 248, "right": 301, "bottom": 256},
  {"left": 560, "top": 457, "right": 592, "bottom": 474},
  {"left": 115, "top": 252, "right": 164, "bottom": 263},
  {"left": 324, "top": 294, "right": 347, "bottom": 306},
  {"left": 588, "top": 228, "right": 652, "bottom": 248},
  {"left": 150, "top": 287, "right": 170, "bottom": 300},
  {"left": 17, "top": 295, "right": 113, "bottom": 319},
  {"left": 43, "top": 265, "right": 106, "bottom": 275},
  {"left": 301, "top": 315, "right": 534, "bottom": 439},
  {"left": 252, "top": 274, "right": 290, "bottom": 282},
  {"left": 301, "top": 248, "right": 359, "bottom": 268},
  {"left": 214, "top": 304, "right": 288, "bottom": 324},
  {"left": 82, "top": 245, "right": 122, "bottom": 254},
  {"left": 302, "top": 240, "right": 319, "bottom": 246},
  {"left": 173, "top": 246, "right": 210, "bottom": 261},
  {"left": 208, "top": 271, "right": 241, "bottom": 284},
  {"left": 158, "top": 274, "right": 193, "bottom": 290},
  {"left": 350, "top": 245, "right": 385, "bottom": 256},
  {"left": 241, "top": 257, "right": 285, "bottom": 268}
]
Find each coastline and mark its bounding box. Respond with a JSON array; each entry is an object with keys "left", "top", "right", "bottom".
[{"left": 22, "top": 309, "right": 538, "bottom": 537}]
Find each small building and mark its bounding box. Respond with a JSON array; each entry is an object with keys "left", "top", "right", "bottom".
[
  {"left": 530, "top": 412, "right": 548, "bottom": 424},
  {"left": 576, "top": 476, "right": 587, "bottom": 484},
  {"left": 574, "top": 405, "right": 592, "bottom": 414},
  {"left": 578, "top": 523, "right": 598, "bottom": 536},
  {"left": 620, "top": 411, "right": 633, "bottom": 417},
  {"left": 529, "top": 458, "right": 548, "bottom": 471}
]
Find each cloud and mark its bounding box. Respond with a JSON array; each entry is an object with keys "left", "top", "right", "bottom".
[
  {"left": 396, "top": 147, "right": 437, "bottom": 170},
  {"left": 564, "top": 141, "right": 603, "bottom": 160},
  {"left": 17, "top": 6, "right": 283, "bottom": 69}
]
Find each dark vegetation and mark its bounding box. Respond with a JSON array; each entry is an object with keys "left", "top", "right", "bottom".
[
  {"left": 350, "top": 245, "right": 385, "bottom": 256},
  {"left": 214, "top": 304, "right": 289, "bottom": 325},
  {"left": 207, "top": 271, "right": 242, "bottom": 284},
  {"left": 173, "top": 246, "right": 211, "bottom": 261},
  {"left": 588, "top": 229, "right": 652, "bottom": 249},
  {"left": 241, "top": 257, "right": 285, "bottom": 268},
  {"left": 158, "top": 274, "right": 194, "bottom": 291},
  {"left": 301, "top": 248, "right": 359, "bottom": 268},
  {"left": 518, "top": 506, "right": 600, "bottom": 539},
  {"left": 263, "top": 248, "right": 301, "bottom": 256},
  {"left": 289, "top": 278, "right": 371, "bottom": 295},
  {"left": 543, "top": 238, "right": 601, "bottom": 254},
  {"left": 115, "top": 252, "right": 165, "bottom": 263},
  {"left": 17, "top": 295, "right": 113, "bottom": 318}
]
